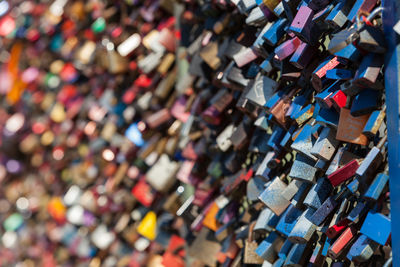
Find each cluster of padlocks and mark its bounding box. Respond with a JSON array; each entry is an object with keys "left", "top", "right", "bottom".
[{"left": 0, "top": 0, "right": 393, "bottom": 266}]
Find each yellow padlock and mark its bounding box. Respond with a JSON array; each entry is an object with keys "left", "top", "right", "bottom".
[{"left": 137, "top": 211, "right": 157, "bottom": 241}]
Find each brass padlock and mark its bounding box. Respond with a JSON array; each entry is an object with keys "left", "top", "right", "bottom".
[{"left": 243, "top": 222, "right": 264, "bottom": 264}]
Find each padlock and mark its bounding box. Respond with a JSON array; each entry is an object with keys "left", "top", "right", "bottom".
[
  {"left": 146, "top": 154, "right": 180, "bottom": 192},
  {"left": 360, "top": 212, "right": 391, "bottom": 246},
  {"left": 288, "top": 207, "right": 317, "bottom": 244},
  {"left": 255, "top": 151, "right": 274, "bottom": 180},
  {"left": 233, "top": 47, "right": 259, "bottom": 68},
  {"left": 326, "top": 218, "right": 351, "bottom": 240},
  {"left": 239, "top": 0, "right": 258, "bottom": 14},
  {"left": 255, "top": 0, "right": 277, "bottom": 20},
  {"left": 352, "top": 53, "right": 383, "bottom": 87},
  {"left": 279, "top": 125, "right": 297, "bottom": 148},
  {"left": 287, "top": 89, "right": 312, "bottom": 119},
  {"left": 363, "top": 170, "right": 389, "bottom": 201},
  {"left": 215, "top": 222, "right": 234, "bottom": 241},
  {"left": 262, "top": 18, "right": 288, "bottom": 46},
  {"left": 362, "top": 105, "right": 386, "bottom": 138},
  {"left": 288, "top": 5, "right": 314, "bottom": 44},
  {"left": 327, "top": 226, "right": 357, "bottom": 259},
  {"left": 276, "top": 204, "right": 303, "bottom": 237},
  {"left": 346, "top": 201, "right": 368, "bottom": 224},
  {"left": 145, "top": 108, "right": 172, "bottom": 129},
  {"left": 255, "top": 232, "right": 284, "bottom": 262},
  {"left": 269, "top": 87, "right": 298, "bottom": 128},
  {"left": 230, "top": 117, "right": 253, "bottom": 150},
  {"left": 320, "top": 237, "right": 334, "bottom": 257},
  {"left": 327, "top": 159, "right": 360, "bottom": 187},
  {"left": 291, "top": 182, "right": 311, "bottom": 209},
  {"left": 246, "top": 73, "right": 279, "bottom": 107},
  {"left": 309, "top": 191, "right": 345, "bottom": 226},
  {"left": 293, "top": 104, "right": 314, "bottom": 126},
  {"left": 199, "top": 42, "right": 221, "bottom": 70},
  {"left": 311, "top": 56, "right": 346, "bottom": 91},
  {"left": 336, "top": 108, "right": 369, "bottom": 145},
  {"left": 278, "top": 239, "right": 293, "bottom": 260},
  {"left": 326, "top": 69, "right": 353, "bottom": 80},
  {"left": 261, "top": 0, "right": 281, "bottom": 14},
  {"left": 334, "top": 43, "right": 361, "bottom": 62},
  {"left": 330, "top": 88, "right": 348, "bottom": 111},
  {"left": 328, "top": 27, "right": 359, "bottom": 54},
  {"left": 350, "top": 88, "right": 381, "bottom": 117},
  {"left": 226, "top": 64, "right": 250, "bottom": 88},
  {"left": 267, "top": 125, "right": 286, "bottom": 150},
  {"left": 259, "top": 57, "right": 274, "bottom": 74},
  {"left": 326, "top": 0, "right": 354, "bottom": 28},
  {"left": 289, "top": 153, "right": 318, "bottom": 183},
  {"left": 281, "top": 179, "right": 304, "bottom": 202},
  {"left": 273, "top": 37, "right": 302, "bottom": 61},
  {"left": 283, "top": 243, "right": 312, "bottom": 266},
  {"left": 237, "top": 85, "right": 259, "bottom": 116},
  {"left": 216, "top": 124, "right": 236, "bottom": 152},
  {"left": 202, "top": 90, "right": 234, "bottom": 125},
  {"left": 347, "top": 234, "right": 379, "bottom": 263},
  {"left": 325, "top": 147, "right": 359, "bottom": 176},
  {"left": 243, "top": 222, "right": 265, "bottom": 264},
  {"left": 355, "top": 134, "right": 387, "bottom": 187},
  {"left": 254, "top": 208, "right": 278, "bottom": 233},
  {"left": 358, "top": 25, "right": 386, "bottom": 53},
  {"left": 188, "top": 228, "right": 222, "bottom": 267},
  {"left": 291, "top": 123, "right": 318, "bottom": 161},
  {"left": 311, "top": 127, "right": 340, "bottom": 161},
  {"left": 303, "top": 177, "right": 333, "bottom": 209},
  {"left": 259, "top": 177, "right": 291, "bottom": 216},
  {"left": 246, "top": 7, "right": 268, "bottom": 26}
]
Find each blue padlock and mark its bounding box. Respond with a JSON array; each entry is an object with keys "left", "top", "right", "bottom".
[
  {"left": 288, "top": 207, "right": 317, "bottom": 243},
  {"left": 255, "top": 231, "right": 284, "bottom": 262},
  {"left": 363, "top": 171, "right": 389, "bottom": 201},
  {"left": 291, "top": 182, "right": 311, "bottom": 208},
  {"left": 334, "top": 43, "right": 361, "bottom": 62},
  {"left": 276, "top": 204, "right": 303, "bottom": 237},
  {"left": 352, "top": 53, "right": 383, "bottom": 87},
  {"left": 346, "top": 201, "right": 368, "bottom": 224},
  {"left": 326, "top": 68, "right": 353, "bottom": 80},
  {"left": 347, "top": 234, "right": 379, "bottom": 263},
  {"left": 303, "top": 177, "right": 333, "bottom": 209},
  {"left": 262, "top": 18, "right": 288, "bottom": 46},
  {"left": 283, "top": 243, "right": 311, "bottom": 266},
  {"left": 254, "top": 208, "right": 279, "bottom": 233},
  {"left": 360, "top": 212, "right": 391, "bottom": 246},
  {"left": 315, "top": 107, "right": 340, "bottom": 128},
  {"left": 362, "top": 105, "right": 386, "bottom": 138},
  {"left": 350, "top": 88, "right": 381, "bottom": 117},
  {"left": 278, "top": 239, "right": 294, "bottom": 260}
]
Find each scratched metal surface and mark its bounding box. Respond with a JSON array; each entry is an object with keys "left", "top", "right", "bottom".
[{"left": 382, "top": 0, "right": 400, "bottom": 265}]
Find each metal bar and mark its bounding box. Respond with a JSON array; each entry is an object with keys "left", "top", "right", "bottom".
[{"left": 383, "top": 0, "right": 400, "bottom": 266}]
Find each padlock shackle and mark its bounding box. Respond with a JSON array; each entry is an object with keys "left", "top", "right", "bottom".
[
  {"left": 367, "top": 7, "right": 384, "bottom": 22},
  {"left": 377, "top": 134, "right": 388, "bottom": 149},
  {"left": 247, "top": 221, "right": 257, "bottom": 242}
]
